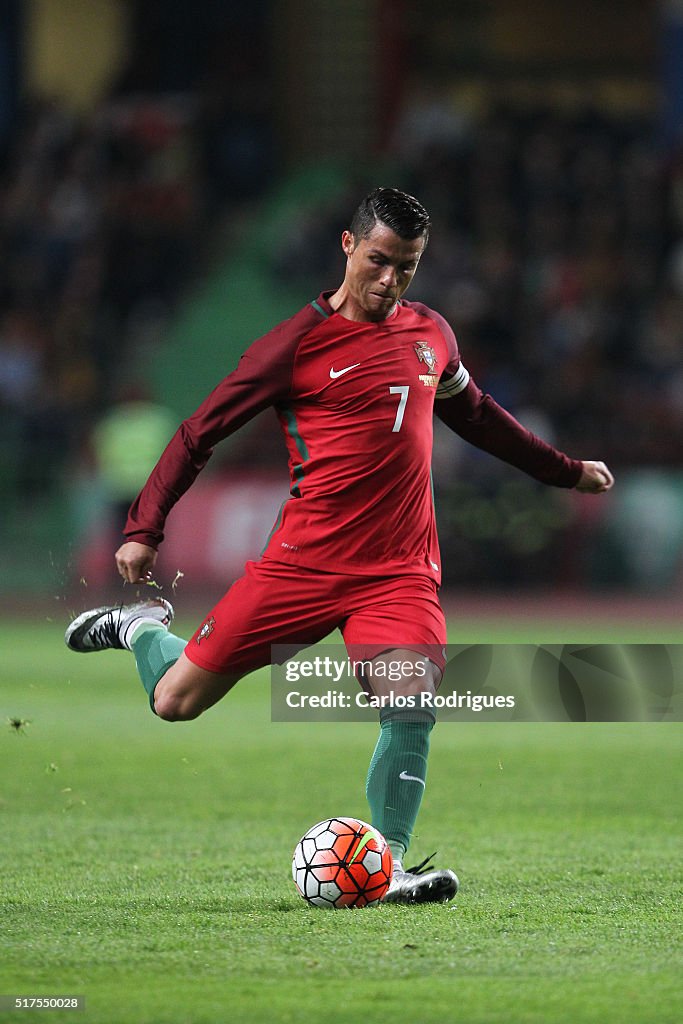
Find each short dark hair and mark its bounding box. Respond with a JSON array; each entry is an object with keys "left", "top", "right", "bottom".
[{"left": 350, "top": 187, "right": 430, "bottom": 244}]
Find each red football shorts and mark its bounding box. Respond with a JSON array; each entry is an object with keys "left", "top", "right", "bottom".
[{"left": 184, "top": 556, "right": 447, "bottom": 677}]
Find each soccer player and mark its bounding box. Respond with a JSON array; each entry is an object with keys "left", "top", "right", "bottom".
[{"left": 65, "top": 188, "right": 614, "bottom": 904}]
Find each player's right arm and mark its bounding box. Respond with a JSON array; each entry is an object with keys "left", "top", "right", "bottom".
[
  {"left": 115, "top": 541, "right": 158, "bottom": 584},
  {"left": 123, "top": 340, "right": 291, "bottom": 550},
  {"left": 120, "top": 303, "right": 324, "bottom": 552}
]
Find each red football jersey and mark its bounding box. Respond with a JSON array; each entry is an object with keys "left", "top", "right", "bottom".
[
  {"left": 125, "top": 291, "right": 582, "bottom": 581},
  {"left": 267, "top": 295, "right": 459, "bottom": 578}
]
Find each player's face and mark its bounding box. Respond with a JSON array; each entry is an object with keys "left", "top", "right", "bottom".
[{"left": 341, "top": 222, "right": 426, "bottom": 321}]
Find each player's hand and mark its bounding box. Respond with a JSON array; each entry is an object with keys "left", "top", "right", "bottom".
[
  {"left": 575, "top": 461, "right": 614, "bottom": 494},
  {"left": 115, "top": 541, "right": 158, "bottom": 584}
]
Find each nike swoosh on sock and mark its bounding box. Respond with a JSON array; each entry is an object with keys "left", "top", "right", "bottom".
[{"left": 399, "top": 770, "right": 425, "bottom": 787}]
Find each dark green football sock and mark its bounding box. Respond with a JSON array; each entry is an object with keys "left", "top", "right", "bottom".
[
  {"left": 365, "top": 706, "right": 435, "bottom": 860},
  {"left": 130, "top": 624, "right": 187, "bottom": 712}
]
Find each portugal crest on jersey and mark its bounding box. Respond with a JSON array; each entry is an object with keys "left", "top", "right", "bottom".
[{"left": 414, "top": 341, "right": 438, "bottom": 373}]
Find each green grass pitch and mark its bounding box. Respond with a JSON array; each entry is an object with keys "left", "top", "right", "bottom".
[{"left": 1, "top": 615, "right": 682, "bottom": 1024}]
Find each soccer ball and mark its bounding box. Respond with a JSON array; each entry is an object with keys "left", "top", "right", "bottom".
[{"left": 292, "top": 817, "right": 393, "bottom": 908}]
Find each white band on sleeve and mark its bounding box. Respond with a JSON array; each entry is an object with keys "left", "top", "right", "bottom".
[{"left": 435, "top": 363, "right": 470, "bottom": 399}]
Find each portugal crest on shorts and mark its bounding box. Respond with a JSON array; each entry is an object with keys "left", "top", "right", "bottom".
[
  {"left": 196, "top": 615, "right": 216, "bottom": 644},
  {"left": 414, "top": 341, "right": 437, "bottom": 373}
]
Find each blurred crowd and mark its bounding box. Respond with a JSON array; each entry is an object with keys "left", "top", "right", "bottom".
[
  {"left": 0, "top": 68, "right": 273, "bottom": 506},
  {"left": 275, "top": 99, "right": 683, "bottom": 470},
  {"left": 410, "top": 102, "right": 683, "bottom": 470},
  {"left": 0, "top": 95, "right": 202, "bottom": 499}
]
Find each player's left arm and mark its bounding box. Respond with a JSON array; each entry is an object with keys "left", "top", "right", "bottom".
[
  {"left": 575, "top": 460, "right": 614, "bottom": 493},
  {"left": 435, "top": 371, "right": 614, "bottom": 492}
]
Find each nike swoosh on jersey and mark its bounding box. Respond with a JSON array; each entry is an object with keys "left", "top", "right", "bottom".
[
  {"left": 329, "top": 363, "right": 361, "bottom": 379},
  {"left": 399, "top": 770, "right": 426, "bottom": 787}
]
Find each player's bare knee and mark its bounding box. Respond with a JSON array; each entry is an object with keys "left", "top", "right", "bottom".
[
  {"left": 153, "top": 690, "right": 203, "bottom": 722},
  {"left": 363, "top": 650, "right": 442, "bottom": 699}
]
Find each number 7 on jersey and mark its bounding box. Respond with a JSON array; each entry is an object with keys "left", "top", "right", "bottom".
[{"left": 389, "top": 385, "right": 410, "bottom": 432}]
